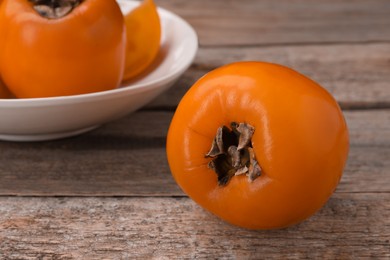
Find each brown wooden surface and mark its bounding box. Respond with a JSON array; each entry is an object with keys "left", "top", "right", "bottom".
[
  {"left": 157, "top": 0, "right": 390, "bottom": 46},
  {"left": 1, "top": 194, "right": 389, "bottom": 259},
  {"left": 1, "top": 0, "right": 389, "bottom": 258},
  {"left": 149, "top": 43, "right": 390, "bottom": 110}
]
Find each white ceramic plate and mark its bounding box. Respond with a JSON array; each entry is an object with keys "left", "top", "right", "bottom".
[{"left": 0, "top": 0, "right": 198, "bottom": 141}]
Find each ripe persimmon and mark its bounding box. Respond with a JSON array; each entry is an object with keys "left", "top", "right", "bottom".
[
  {"left": 0, "top": 0, "right": 126, "bottom": 98},
  {"left": 167, "top": 61, "right": 349, "bottom": 229},
  {"left": 122, "top": 0, "right": 161, "bottom": 81}
]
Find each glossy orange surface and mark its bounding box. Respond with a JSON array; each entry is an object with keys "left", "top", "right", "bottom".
[
  {"left": 167, "top": 62, "right": 349, "bottom": 229},
  {"left": 0, "top": 0, "right": 126, "bottom": 98},
  {"left": 122, "top": 0, "right": 161, "bottom": 81}
]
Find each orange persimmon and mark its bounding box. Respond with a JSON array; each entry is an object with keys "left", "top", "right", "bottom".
[
  {"left": 0, "top": 0, "right": 126, "bottom": 98},
  {"left": 122, "top": 0, "right": 161, "bottom": 81},
  {"left": 166, "top": 61, "right": 349, "bottom": 230}
]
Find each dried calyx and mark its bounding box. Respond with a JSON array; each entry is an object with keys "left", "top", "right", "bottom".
[
  {"left": 206, "top": 122, "right": 262, "bottom": 186},
  {"left": 30, "top": 0, "right": 83, "bottom": 19}
]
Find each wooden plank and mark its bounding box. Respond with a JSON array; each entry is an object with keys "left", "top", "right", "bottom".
[
  {"left": 148, "top": 43, "right": 390, "bottom": 109},
  {"left": 0, "top": 109, "right": 388, "bottom": 196},
  {"left": 0, "top": 194, "right": 389, "bottom": 259},
  {"left": 0, "top": 112, "right": 181, "bottom": 197},
  {"left": 156, "top": 0, "right": 390, "bottom": 46}
]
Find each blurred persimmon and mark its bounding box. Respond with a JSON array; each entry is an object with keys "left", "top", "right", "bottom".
[
  {"left": 123, "top": 0, "right": 161, "bottom": 81},
  {"left": 0, "top": 0, "right": 126, "bottom": 98}
]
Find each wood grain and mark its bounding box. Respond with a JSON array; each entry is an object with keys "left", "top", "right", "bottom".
[
  {"left": 156, "top": 0, "right": 390, "bottom": 46},
  {"left": 149, "top": 43, "right": 390, "bottom": 109},
  {"left": 0, "top": 109, "right": 388, "bottom": 196},
  {"left": 0, "top": 194, "right": 389, "bottom": 259}
]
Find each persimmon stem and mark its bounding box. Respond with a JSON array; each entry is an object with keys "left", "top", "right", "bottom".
[
  {"left": 206, "top": 122, "right": 262, "bottom": 186},
  {"left": 29, "top": 0, "right": 83, "bottom": 19}
]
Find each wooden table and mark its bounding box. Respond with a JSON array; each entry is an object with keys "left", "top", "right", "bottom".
[{"left": 1, "top": 0, "right": 389, "bottom": 258}]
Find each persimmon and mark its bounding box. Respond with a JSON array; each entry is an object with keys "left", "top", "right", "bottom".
[
  {"left": 167, "top": 61, "right": 349, "bottom": 230},
  {"left": 122, "top": 0, "right": 161, "bottom": 81},
  {"left": 0, "top": 0, "right": 126, "bottom": 98}
]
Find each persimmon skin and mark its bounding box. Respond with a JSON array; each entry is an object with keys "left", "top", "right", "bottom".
[
  {"left": 0, "top": 0, "right": 126, "bottom": 98},
  {"left": 122, "top": 0, "right": 161, "bottom": 81},
  {"left": 166, "top": 61, "right": 349, "bottom": 230}
]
